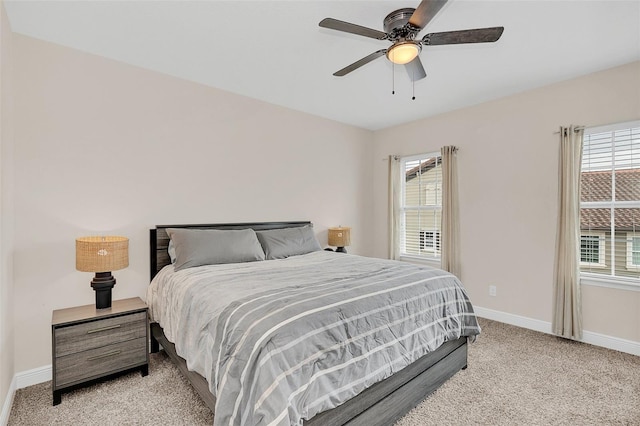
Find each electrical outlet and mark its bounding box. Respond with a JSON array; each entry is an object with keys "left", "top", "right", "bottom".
[{"left": 489, "top": 285, "right": 497, "bottom": 297}]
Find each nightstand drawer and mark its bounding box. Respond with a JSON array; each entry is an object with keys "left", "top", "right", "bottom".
[
  {"left": 55, "top": 337, "right": 147, "bottom": 387},
  {"left": 55, "top": 312, "right": 146, "bottom": 357}
]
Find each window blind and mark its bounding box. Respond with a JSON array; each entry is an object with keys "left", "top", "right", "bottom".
[{"left": 580, "top": 121, "right": 640, "bottom": 280}]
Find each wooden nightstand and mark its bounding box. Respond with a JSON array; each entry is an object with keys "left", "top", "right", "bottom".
[{"left": 51, "top": 297, "right": 149, "bottom": 405}]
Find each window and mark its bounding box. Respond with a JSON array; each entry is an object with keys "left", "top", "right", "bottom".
[
  {"left": 399, "top": 153, "right": 442, "bottom": 259},
  {"left": 580, "top": 121, "right": 640, "bottom": 280},
  {"left": 420, "top": 230, "right": 441, "bottom": 252},
  {"left": 625, "top": 233, "right": 640, "bottom": 270},
  {"left": 579, "top": 232, "right": 605, "bottom": 267}
]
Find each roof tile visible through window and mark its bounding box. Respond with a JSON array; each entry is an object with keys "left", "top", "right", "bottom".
[
  {"left": 614, "top": 169, "right": 640, "bottom": 201},
  {"left": 581, "top": 169, "right": 640, "bottom": 230},
  {"left": 581, "top": 170, "right": 611, "bottom": 203},
  {"left": 581, "top": 169, "right": 640, "bottom": 202}
]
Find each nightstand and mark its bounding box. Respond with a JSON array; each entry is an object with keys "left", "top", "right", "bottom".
[{"left": 51, "top": 297, "right": 149, "bottom": 405}]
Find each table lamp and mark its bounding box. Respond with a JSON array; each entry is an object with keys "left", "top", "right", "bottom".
[
  {"left": 76, "top": 236, "right": 129, "bottom": 309},
  {"left": 328, "top": 227, "right": 351, "bottom": 253}
]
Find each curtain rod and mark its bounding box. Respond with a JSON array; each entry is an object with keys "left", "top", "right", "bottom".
[
  {"left": 554, "top": 125, "right": 586, "bottom": 134},
  {"left": 382, "top": 149, "right": 456, "bottom": 161}
]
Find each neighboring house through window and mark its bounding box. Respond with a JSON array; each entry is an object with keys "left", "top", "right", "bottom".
[
  {"left": 580, "top": 121, "right": 640, "bottom": 281},
  {"left": 399, "top": 153, "right": 442, "bottom": 260}
]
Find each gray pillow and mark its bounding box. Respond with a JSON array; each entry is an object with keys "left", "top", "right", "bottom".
[
  {"left": 256, "top": 225, "right": 321, "bottom": 260},
  {"left": 166, "top": 228, "right": 265, "bottom": 271}
]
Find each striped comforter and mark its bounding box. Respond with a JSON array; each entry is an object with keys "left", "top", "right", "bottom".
[{"left": 147, "top": 251, "right": 480, "bottom": 426}]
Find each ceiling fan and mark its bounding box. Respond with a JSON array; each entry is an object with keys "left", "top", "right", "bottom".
[{"left": 319, "top": 0, "right": 504, "bottom": 81}]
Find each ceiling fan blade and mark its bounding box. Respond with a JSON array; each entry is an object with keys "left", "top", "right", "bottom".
[
  {"left": 319, "top": 18, "right": 388, "bottom": 40},
  {"left": 333, "top": 49, "right": 387, "bottom": 77},
  {"left": 408, "top": 0, "right": 448, "bottom": 30},
  {"left": 404, "top": 56, "right": 427, "bottom": 81},
  {"left": 423, "top": 27, "right": 504, "bottom": 45}
]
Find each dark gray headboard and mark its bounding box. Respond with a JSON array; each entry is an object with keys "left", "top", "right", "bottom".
[{"left": 149, "top": 221, "right": 312, "bottom": 281}]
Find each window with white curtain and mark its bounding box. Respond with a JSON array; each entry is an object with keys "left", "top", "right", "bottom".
[
  {"left": 399, "top": 152, "right": 442, "bottom": 260},
  {"left": 580, "top": 120, "right": 640, "bottom": 282}
]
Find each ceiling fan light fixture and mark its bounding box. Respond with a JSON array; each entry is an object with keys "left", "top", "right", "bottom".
[{"left": 386, "top": 41, "right": 421, "bottom": 65}]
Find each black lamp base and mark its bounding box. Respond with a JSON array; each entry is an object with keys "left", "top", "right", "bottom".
[
  {"left": 336, "top": 247, "right": 347, "bottom": 253},
  {"left": 91, "top": 272, "right": 116, "bottom": 309}
]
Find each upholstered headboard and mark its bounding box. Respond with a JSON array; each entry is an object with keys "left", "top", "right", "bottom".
[{"left": 149, "top": 221, "right": 312, "bottom": 281}]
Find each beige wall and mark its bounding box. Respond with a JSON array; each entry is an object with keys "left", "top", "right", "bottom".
[
  {"left": 372, "top": 61, "right": 640, "bottom": 344},
  {"left": 11, "top": 34, "right": 373, "bottom": 372},
  {"left": 0, "top": 0, "right": 15, "bottom": 412}
]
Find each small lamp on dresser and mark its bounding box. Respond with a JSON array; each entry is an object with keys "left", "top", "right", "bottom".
[
  {"left": 76, "top": 236, "right": 129, "bottom": 309},
  {"left": 328, "top": 227, "right": 351, "bottom": 253}
]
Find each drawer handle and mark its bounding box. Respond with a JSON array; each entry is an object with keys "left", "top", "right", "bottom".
[
  {"left": 87, "top": 350, "right": 121, "bottom": 361},
  {"left": 87, "top": 324, "right": 121, "bottom": 334}
]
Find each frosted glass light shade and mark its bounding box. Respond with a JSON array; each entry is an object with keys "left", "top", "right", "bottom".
[{"left": 387, "top": 42, "right": 421, "bottom": 65}]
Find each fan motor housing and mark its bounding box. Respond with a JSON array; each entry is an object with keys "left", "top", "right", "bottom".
[{"left": 383, "top": 8, "right": 416, "bottom": 35}]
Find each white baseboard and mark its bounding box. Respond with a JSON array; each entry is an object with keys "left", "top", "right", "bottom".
[
  {"left": 581, "top": 329, "right": 640, "bottom": 356},
  {"left": 0, "top": 376, "right": 16, "bottom": 426},
  {"left": 15, "top": 365, "right": 51, "bottom": 390},
  {"left": 474, "top": 306, "right": 552, "bottom": 334},
  {"left": 0, "top": 365, "right": 51, "bottom": 426},
  {"left": 474, "top": 306, "right": 640, "bottom": 356}
]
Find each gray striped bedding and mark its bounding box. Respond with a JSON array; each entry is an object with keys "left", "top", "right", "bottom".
[{"left": 147, "top": 251, "right": 480, "bottom": 426}]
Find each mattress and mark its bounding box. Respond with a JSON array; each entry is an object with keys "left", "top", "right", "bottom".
[{"left": 147, "top": 251, "right": 480, "bottom": 426}]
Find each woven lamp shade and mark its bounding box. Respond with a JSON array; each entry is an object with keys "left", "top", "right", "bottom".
[
  {"left": 76, "top": 236, "right": 129, "bottom": 273},
  {"left": 328, "top": 227, "right": 351, "bottom": 247}
]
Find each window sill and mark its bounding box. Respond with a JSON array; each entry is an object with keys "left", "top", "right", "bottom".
[
  {"left": 399, "top": 255, "right": 441, "bottom": 269},
  {"left": 579, "top": 262, "right": 606, "bottom": 269},
  {"left": 580, "top": 273, "right": 640, "bottom": 292}
]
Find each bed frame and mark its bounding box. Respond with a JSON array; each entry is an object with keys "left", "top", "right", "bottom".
[{"left": 149, "top": 221, "right": 469, "bottom": 426}]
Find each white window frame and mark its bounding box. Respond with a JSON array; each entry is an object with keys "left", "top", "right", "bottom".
[
  {"left": 579, "top": 231, "right": 606, "bottom": 268},
  {"left": 579, "top": 120, "right": 640, "bottom": 292},
  {"left": 398, "top": 152, "right": 442, "bottom": 262}
]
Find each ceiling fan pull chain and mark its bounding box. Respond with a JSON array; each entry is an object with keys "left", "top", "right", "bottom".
[
  {"left": 412, "top": 70, "right": 416, "bottom": 100},
  {"left": 392, "top": 63, "right": 395, "bottom": 95}
]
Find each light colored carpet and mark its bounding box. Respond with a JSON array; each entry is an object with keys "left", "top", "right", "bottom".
[
  {"left": 8, "top": 319, "right": 640, "bottom": 425},
  {"left": 396, "top": 320, "right": 640, "bottom": 426}
]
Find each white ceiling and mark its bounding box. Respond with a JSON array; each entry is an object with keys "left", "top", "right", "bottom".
[{"left": 5, "top": 0, "right": 640, "bottom": 130}]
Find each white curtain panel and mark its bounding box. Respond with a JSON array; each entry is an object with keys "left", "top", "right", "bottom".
[
  {"left": 388, "top": 155, "right": 401, "bottom": 260},
  {"left": 440, "top": 146, "right": 461, "bottom": 278},
  {"left": 553, "top": 126, "right": 584, "bottom": 340}
]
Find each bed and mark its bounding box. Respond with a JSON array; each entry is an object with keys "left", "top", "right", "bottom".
[{"left": 147, "top": 221, "right": 480, "bottom": 426}]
